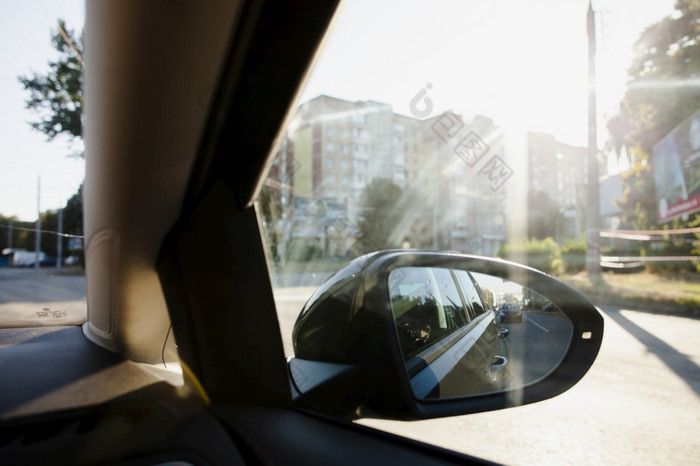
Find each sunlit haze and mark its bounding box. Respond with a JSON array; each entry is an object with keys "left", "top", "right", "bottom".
[
  {"left": 301, "top": 0, "right": 676, "bottom": 146},
  {"left": 0, "top": 0, "right": 676, "bottom": 221}
]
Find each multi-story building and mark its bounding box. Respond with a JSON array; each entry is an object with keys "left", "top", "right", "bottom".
[
  {"left": 527, "top": 132, "right": 588, "bottom": 241},
  {"left": 267, "top": 95, "right": 511, "bottom": 258},
  {"left": 291, "top": 96, "right": 402, "bottom": 207},
  {"left": 421, "top": 113, "right": 507, "bottom": 256}
]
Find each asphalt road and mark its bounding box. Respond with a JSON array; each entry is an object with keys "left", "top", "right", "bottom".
[
  {"left": 500, "top": 311, "right": 573, "bottom": 387},
  {"left": 2, "top": 269, "right": 698, "bottom": 464},
  {"left": 0, "top": 268, "right": 87, "bottom": 327}
]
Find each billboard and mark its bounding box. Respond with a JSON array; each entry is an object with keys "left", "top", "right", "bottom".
[{"left": 653, "top": 109, "right": 700, "bottom": 223}]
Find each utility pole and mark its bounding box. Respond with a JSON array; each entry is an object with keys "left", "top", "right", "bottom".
[
  {"left": 57, "top": 207, "right": 63, "bottom": 269},
  {"left": 35, "top": 176, "right": 42, "bottom": 270},
  {"left": 586, "top": 1, "right": 601, "bottom": 278}
]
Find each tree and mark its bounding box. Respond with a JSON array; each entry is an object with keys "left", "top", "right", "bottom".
[
  {"left": 257, "top": 184, "right": 283, "bottom": 264},
  {"left": 610, "top": 0, "right": 700, "bottom": 229},
  {"left": 18, "top": 21, "right": 85, "bottom": 265},
  {"left": 357, "top": 178, "right": 403, "bottom": 253},
  {"left": 62, "top": 185, "right": 85, "bottom": 265},
  {"left": 527, "top": 191, "right": 561, "bottom": 240},
  {"left": 356, "top": 178, "right": 406, "bottom": 253},
  {"left": 19, "top": 20, "right": 83, "bottom": 145},
  {"left": 355, "top": 178, "right": 434, "bottom": 253},
  {"left": 0, "top": 215, "right": 39, "bottom": 254}
]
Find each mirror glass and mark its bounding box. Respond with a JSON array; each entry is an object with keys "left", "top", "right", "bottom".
[{"left": 388, "top": 267, "right": 573, "bottom": 400}]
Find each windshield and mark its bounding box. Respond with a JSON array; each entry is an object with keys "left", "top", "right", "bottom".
[{"left": 258, "top": 0, "right": 699, "bottom": 464}]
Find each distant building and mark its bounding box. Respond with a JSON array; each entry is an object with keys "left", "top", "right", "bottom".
[
  {"left": 267, "top": 95, "right": 513, "bottom": 258},
  {"left": 292, "top": 96, "right": 402, "bottom": 209},
  {"left": 527, "top": 132, "right": 587, "bottom": 241},
  {"left": 419, "top": 113, "right": 507, "bottom": 256}
]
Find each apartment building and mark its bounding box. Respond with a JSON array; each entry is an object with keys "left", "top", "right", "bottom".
[{"left": 268, "top": 95, "right": 511, "bottom": 258}]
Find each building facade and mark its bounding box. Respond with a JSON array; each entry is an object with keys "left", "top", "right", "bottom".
[{"left": 267, "top": 95, "right": 514, "bottom": 259}]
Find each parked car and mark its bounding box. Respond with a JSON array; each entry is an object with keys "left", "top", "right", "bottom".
[
  {"left": 39, "top": 257, "right": 58, "bottom": 267},
  {"left": 500, "top": 302, "right": 523, "bottom": 323},
  {"left": 5, "top": 249, "right": 45, "bottom": 267},
  {"left": 64, "top": 255, "right": 80, "bottom": 266}
]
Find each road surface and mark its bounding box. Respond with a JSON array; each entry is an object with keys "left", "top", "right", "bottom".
[
  {"left": 500, "top": 311, "right": 573, "bottom": 387},
  {"left": 1, "top": 269, "right": 698, "bottom": 464},
  {"left": 0, "top": 268, "right": 87, "bottom": 327}
]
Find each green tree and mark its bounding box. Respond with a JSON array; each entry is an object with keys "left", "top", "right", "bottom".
[
  {"left": 61, "top": 185, "right": 85, "bottom": 265},
  {"left": 0, "top": 215, "right": 21, "bottom": 252},
  {"left": 528, "top": 191, "right": 561, "bottom": 240},
  {"left": 18, "top": 21, "right": 84, "bottom": 264},
  {"left": 355, "top": 179, "right": 435, "bottom": 253},
  {"left": 19, "top": 20, "right": 83, "bottom": 144},
  {"left": 257, "top": 184, "right": 283, "bottom": 264},
  {"left": 357, "top": 178, "right": 405, "bottom": 253},
  {"left": 0, "top": 215, "right": 39, "bottom": 254},
  {"left": 496, "top": 237, "right": 562, "bottom": 275},
  {"left": 610, "top": 0, "right": 700, "bottom": 229}
]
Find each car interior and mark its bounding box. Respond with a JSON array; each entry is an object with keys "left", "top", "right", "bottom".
[{"left": 0, "top": 1, "right": 604, "bottom": 464}]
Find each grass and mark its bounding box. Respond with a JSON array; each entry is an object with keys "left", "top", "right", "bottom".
[{"left": 559, "top": 270, "right": 700, "bottom": 317}]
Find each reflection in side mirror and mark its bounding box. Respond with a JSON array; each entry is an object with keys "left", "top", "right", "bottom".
[
  {"left": 289, "top": 251, "right": 603, "bottom": 421},
  {"left": 389, "top": 267, "right": 573, "bottom": 400}
]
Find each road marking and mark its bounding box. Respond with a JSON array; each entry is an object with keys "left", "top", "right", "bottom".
[{"left": 525, "top": 315, "right": 549, "bottom": 333}]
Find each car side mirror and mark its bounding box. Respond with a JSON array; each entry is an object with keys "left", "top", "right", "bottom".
[{"left": 288, "top": 251, "right": 603, "bottom": 420}]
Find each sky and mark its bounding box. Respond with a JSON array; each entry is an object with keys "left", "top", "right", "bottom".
[
  {"left": 300, "top": 0, "right": 677, "bottom": 149},
  {"left": 0, "top": 0, "right": 676, "bottom": 221}
]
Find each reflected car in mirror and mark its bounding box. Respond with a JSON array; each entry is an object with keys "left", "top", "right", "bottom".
[{"left": 499, "top": 302, "right": 523, "bottom": 323}]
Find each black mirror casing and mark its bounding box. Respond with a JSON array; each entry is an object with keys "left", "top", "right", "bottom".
[{"left": 289, "top": 250, "right": 603, "bottom": 421}]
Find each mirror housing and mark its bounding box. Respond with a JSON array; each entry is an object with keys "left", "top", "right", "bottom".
[{"left": 289, "top": 250, "right": 603, "bottom": 420}]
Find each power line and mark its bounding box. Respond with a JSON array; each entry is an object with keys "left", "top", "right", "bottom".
[{"left": 0, "top": 222, "right": 83, "bottom": 239}]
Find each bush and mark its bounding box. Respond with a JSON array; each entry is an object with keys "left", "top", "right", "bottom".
[
  {"left": 642, "top": 243, "right": 696, "bottom": 273},
  {"left": 561, "top": 236, "right": 586, "bottom": 273},
  {"left": 286, "top": 239, "right": 324, "bottom": 262},
  {"left": 497, "top": 237, "right": 561, "bottom": 274}
]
